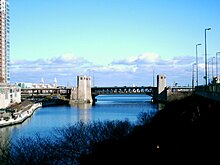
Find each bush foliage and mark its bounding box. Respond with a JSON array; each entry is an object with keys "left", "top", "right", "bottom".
[
  {"left": 0, "top": 120, "right": 135, "bottom": 165},
  {"left": 1, "top": 95, "right": 220, "bottom": 164}
]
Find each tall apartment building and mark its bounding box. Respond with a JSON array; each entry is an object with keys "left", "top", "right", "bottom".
[
  {"left": 0, "top": 0, "right": 21, "bottom": 109},
  {"left": 0, "top": 0, "right": 10, "bottom": 83}
]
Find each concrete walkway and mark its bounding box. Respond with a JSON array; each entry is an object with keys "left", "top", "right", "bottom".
[{"left": 0, "top": 101, "right": 42, "bottom": 128}]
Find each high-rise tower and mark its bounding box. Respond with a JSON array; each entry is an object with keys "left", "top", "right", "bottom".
[
  {"left": 0, "top": 0, "right": 21, "bottom": 109},
  {"left": 0, "top": 0, "right": 10, "bottom": 83}
]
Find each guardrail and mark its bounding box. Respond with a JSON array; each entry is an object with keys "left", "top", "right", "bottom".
[{"left": 195, "top": 84, "right": 220, "bottom": 93}]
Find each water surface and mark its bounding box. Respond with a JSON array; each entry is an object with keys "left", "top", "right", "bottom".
[{"left": 0, "top": 95, "right": 158, "bottom": 143}]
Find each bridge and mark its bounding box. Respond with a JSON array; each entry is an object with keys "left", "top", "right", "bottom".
[
  {"left": 91, "top": 86, "right": 193, "bottom": 96},
  {"left": 195, "top": 83, "right": 220, "bottom": 102},
  {"left": 20, "top": 74, "right": 219, "bottom": 104},
  {"left": 21, "top": 86, "right": 157, "bottom": 100},
  {"left": 21, "top": 74, "right": 168, "bottom": 103},
  {"left": 91, "top": 86, "right": 157, "bottom": 100},
  {"left": 21, "top": 88, "right": 72, "bottom": 99}
]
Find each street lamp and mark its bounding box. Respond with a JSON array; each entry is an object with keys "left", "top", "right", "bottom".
[
  {"left": 196, "top": 43, "right": 202, "bottom": 86},
  {"left": 216, "top": 52, "right": 220, "bottom": 78},
  {"left": 212, "top": 57, "right": 215, "bottom": 79},
  {"left": 208, "top": 60, "right": 211, "bottom": 84},
  {"left": 192, "top": 63, "right": 196, "bottom": 88},
  {"left": 204, "top": 27, "right": 211, "bottom": 85}
]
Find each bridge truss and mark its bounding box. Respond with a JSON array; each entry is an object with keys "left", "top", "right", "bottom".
[{"left": 91, "top": 86, "right": 156, "bottom": 97}]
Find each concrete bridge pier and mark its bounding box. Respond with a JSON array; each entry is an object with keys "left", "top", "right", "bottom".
[
  {"left": 70, "top": 74, "right": 167, "bottom": 104},
  {"left": 70, "top": 75, "right": 93, "bottom": 103},
  {"left": 153, "top": 74, "right": 167, "bottom": 102}
]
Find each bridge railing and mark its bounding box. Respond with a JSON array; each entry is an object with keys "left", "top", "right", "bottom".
[
  {"left": 21, "top": 88, "right": 72, "bottom": 95},
  {"left": 168, "top": 86, "right": 193, "bottom": 93},
  {"left": 91, "top": 86, "right": 156, "bottom": 96},
  {"left": 195, "top": 84, "right": 220, "bottom": 93}
]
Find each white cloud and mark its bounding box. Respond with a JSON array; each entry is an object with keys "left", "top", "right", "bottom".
[
  {"left": 10, "top": 52, "right": 206, "bottom": 87},
  {"left": 94, "top": 65, "right": 138, "bottom": 73},
  {"left": 172, "top": 56, "right": 195, "bottom": 65},
  {"left": 138, "top": 53, "right": 160, "bottom": 63},
  {"left": 10, "top": 54, "right": 91, "bottom": 85},
  {"left": 112, "top": 52, "right": 161, "bottom": 65}
]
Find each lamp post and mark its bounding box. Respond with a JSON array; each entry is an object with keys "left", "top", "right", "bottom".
[
  {"left": 196, "top": 43, "right": 202, "bottom": 86},
  {"left": 204, "top": 27, "right": 211, "bottom": 85},
  {"left": 208, "top": 60, "right": 211, "bottom": 84},
  {"left": 192, "top": 63, "right": 196, "bottom": 88},
  {"left": 212, "top": 57, "right": 215, "bottom": 79},
  {"left": 216, "top": 52, "right": 220, "bottom": 78}
]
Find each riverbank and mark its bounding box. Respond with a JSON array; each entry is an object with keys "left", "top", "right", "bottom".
[
  {"left": 0, "top": 101, "right": 42, "bottom": 128},
  {"left": 1, "top": 94, "right": 218, "bottom": 164},
  {"left": 79, "top": 94, "right": 220, "bottom": 164},
  {"left": 167, "top": 91, "right": 193, "bottom": 102}
]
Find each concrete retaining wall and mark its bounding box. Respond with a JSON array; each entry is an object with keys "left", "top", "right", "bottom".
[
  {"left": 195, "top": 84, "right": 220, "bottom": 102},
  {"left": 195, "top": 91, "right": 220, "bottom": 102}
]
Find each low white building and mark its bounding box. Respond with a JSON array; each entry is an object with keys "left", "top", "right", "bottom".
[
  {"left": 16, "top": 77, "right": 58, "bottom": 89},
  {"left": 15, "top": 82, "right": 33, "bottom": 88},
  {"left": 0, "top": 83, "right": 21, "bottom": 109}
]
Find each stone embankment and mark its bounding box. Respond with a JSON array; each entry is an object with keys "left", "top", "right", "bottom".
[{"left": 0, "top": 100, "right": 42, "bottom": 128}]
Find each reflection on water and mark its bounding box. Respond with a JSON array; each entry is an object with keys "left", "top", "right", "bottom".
[
  {"left": 0, "top": 126, "right": 12, "bottom": 149},
  {"left": 0, "top": 115, "right": 36, "bottom": 148},
  {"left": 0, "top": 95, "right": 158, "bottom": 144},
  {"left": 70, "top": 103, "right": 92, "bottom": 123}
]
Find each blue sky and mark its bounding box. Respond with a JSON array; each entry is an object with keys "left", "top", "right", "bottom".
[{"left": 9, "top": 0, "right": 220, "bottom": 87}]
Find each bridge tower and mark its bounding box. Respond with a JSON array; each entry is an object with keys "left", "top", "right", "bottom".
[
  {"left": 71, "top": 75, "right": 92, "bottom": 103},
  {"left": 156, "top": 74, "right": 167, "bottom": 102}
]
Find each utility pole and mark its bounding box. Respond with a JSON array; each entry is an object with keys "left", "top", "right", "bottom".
[{"left": 204, "top": 28, "right": 211, "bottom": 85}]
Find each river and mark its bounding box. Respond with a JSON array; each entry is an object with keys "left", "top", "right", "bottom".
[{"left": 0, "top": 94, "right": 159, "bottom": 145}]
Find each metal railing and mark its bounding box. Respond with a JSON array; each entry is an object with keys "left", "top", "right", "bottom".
[{"left": 195, "top": 84, "right": 220, "bottom": 93}]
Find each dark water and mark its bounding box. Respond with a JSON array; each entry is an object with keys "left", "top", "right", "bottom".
[{"left": 0, "top": 95, "right": 159, "bottom": 144}]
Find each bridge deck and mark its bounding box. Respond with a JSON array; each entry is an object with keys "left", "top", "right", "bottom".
[{"left": 91, "top": 86, "right": 156, "bottom": 96}]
